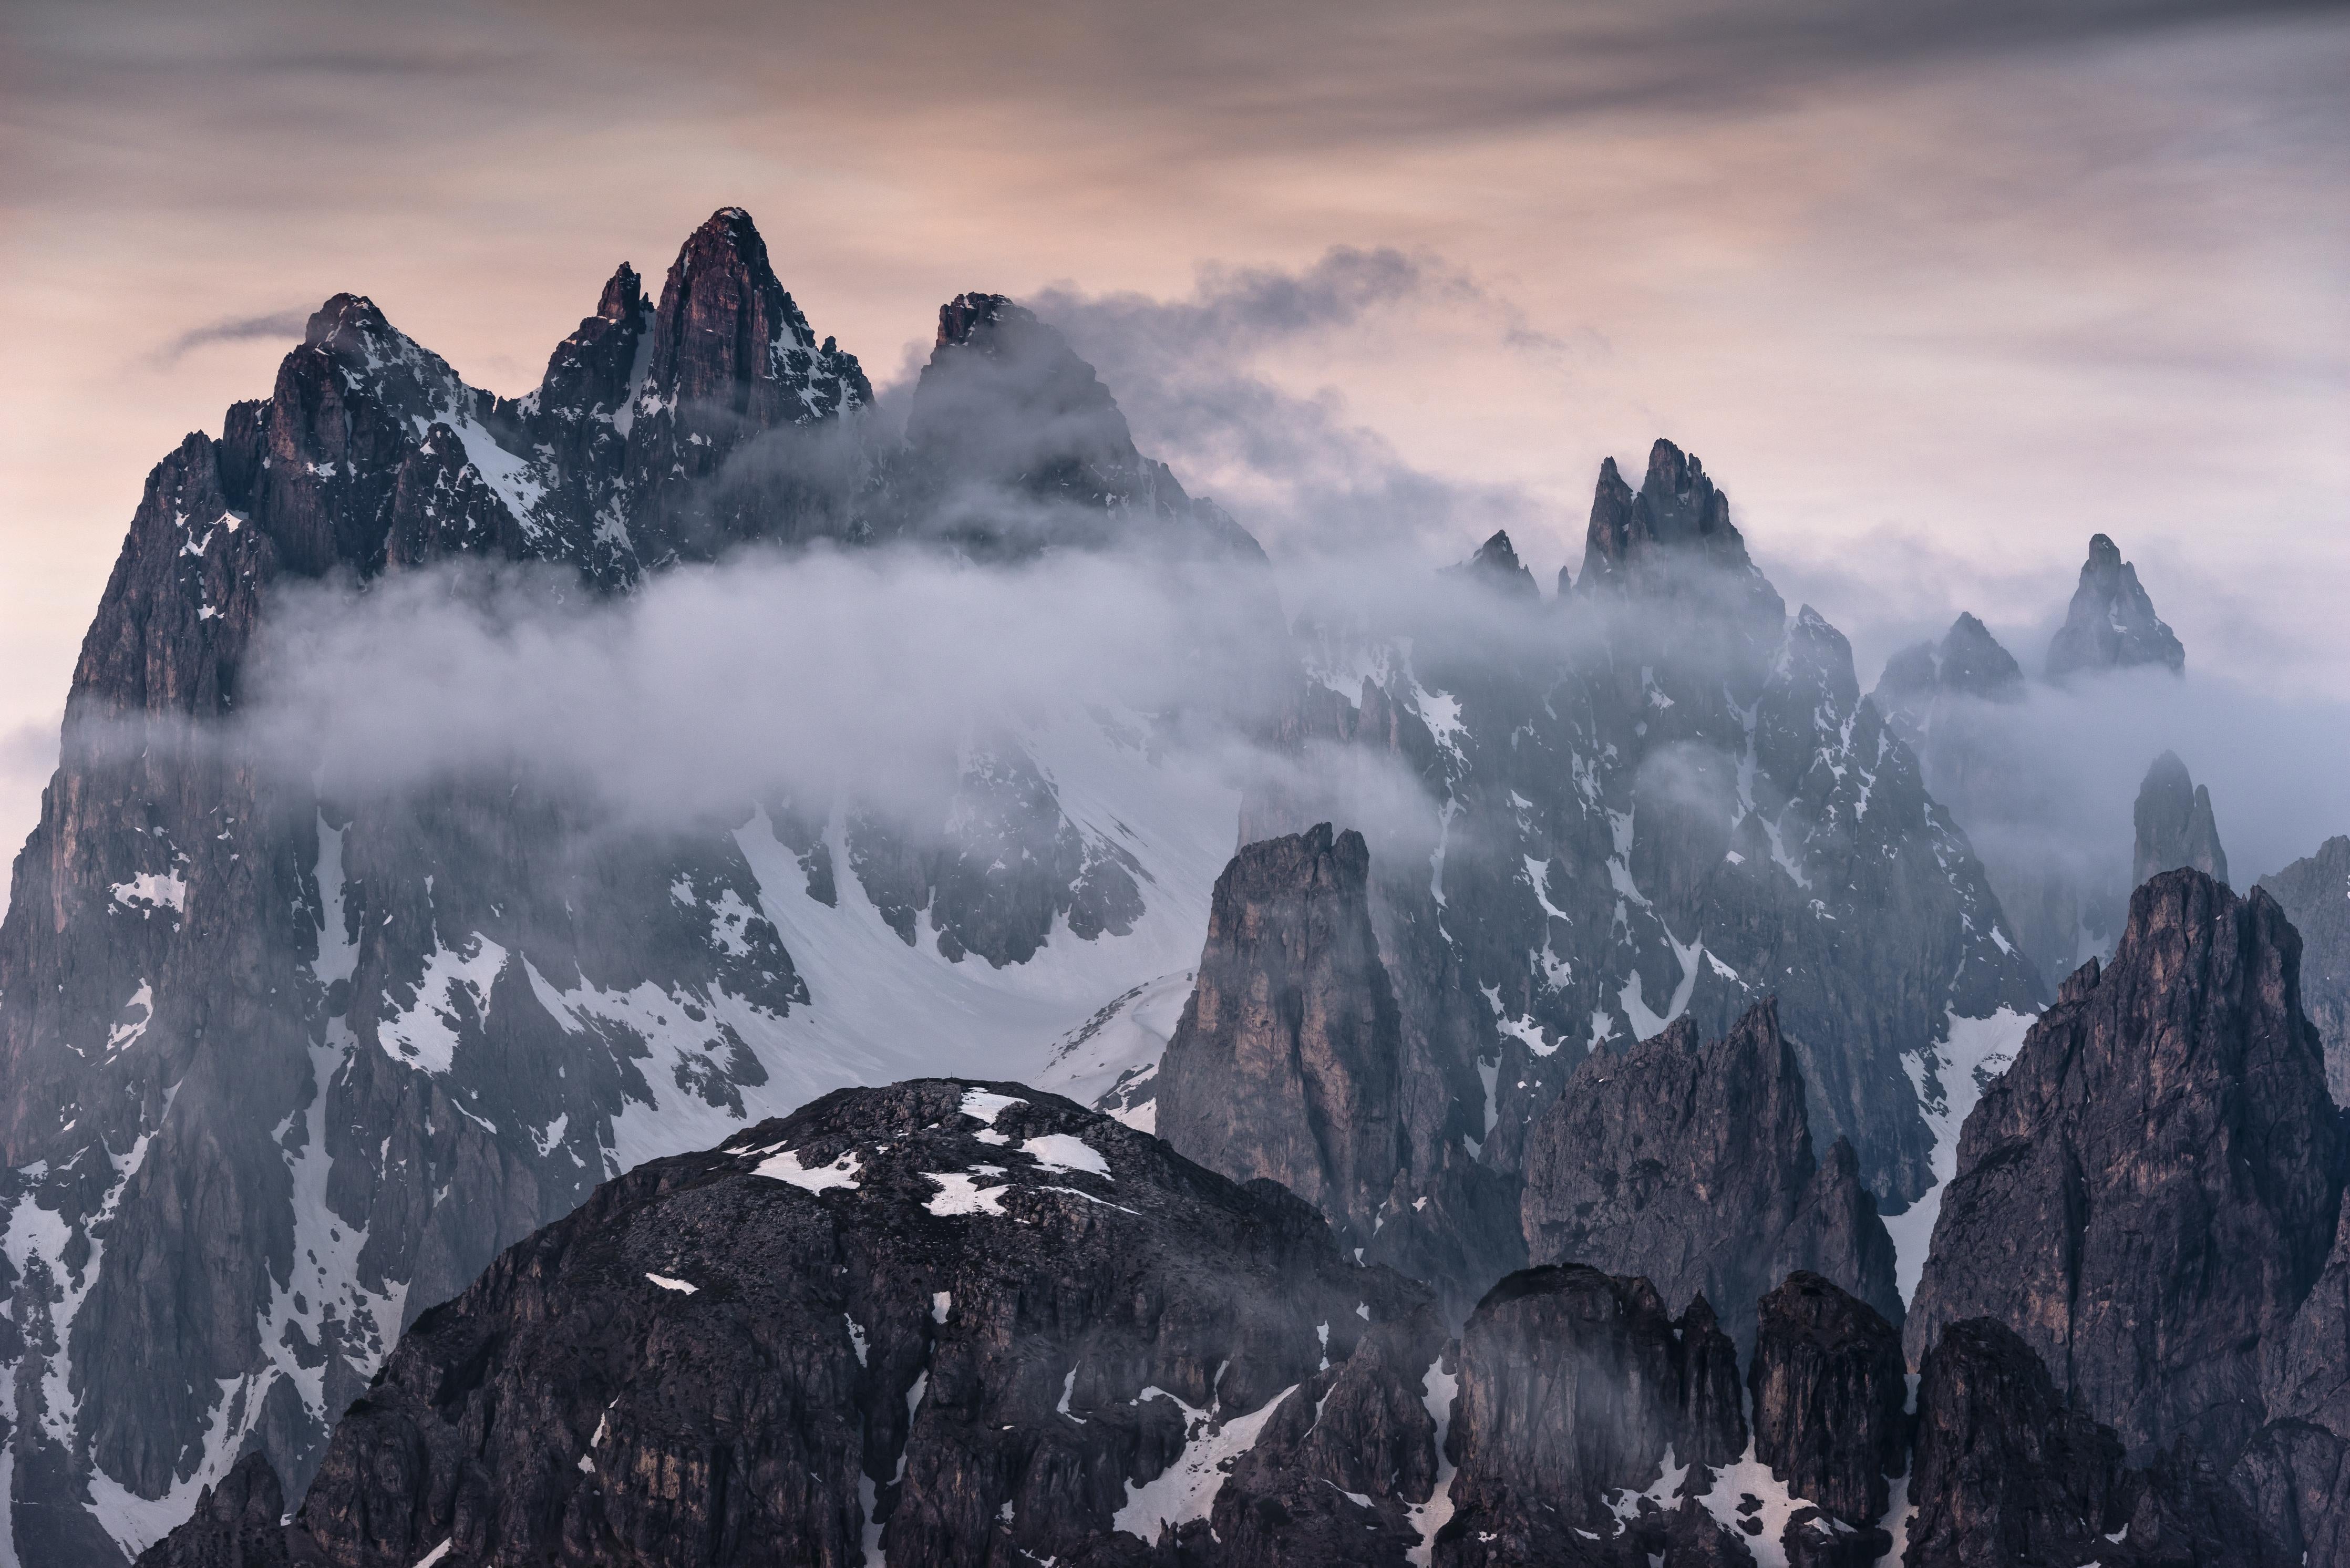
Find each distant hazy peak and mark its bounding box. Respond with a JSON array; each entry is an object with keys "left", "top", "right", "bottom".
[{"left": 2046, "top": 531, "right": 2184, "bottom": 680}]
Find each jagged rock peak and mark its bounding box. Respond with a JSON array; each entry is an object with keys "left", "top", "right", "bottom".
[
  {"left": 1872, "top": 611, "right": 2026, "bottom": 744},
  {"left": 1906, "top": 867, "right": 2344, "bottom": 1463},
  {"left": 2132, "top": 749, "right": 2229, "bottom": 889},
  {"left": 593, "top": 260, "right": 644, "bottom": 319},
  {"left": 935, "top": 289, "right": 1019, "bottom": 349},
  {"left": 1457, "top": 529, "right": 1540, "bottom": 600},
  {"left": 644, "top": 205, "right": 861, "bottom": 399},
  {"left": 1155, "top": 822, "right": 1405, "bottom": 1245},
  {"left": 2045, "top": 531, "right": 2185, "bottom": 679},
  {"left": 1937, "top": 611, "right": 2025, "bottom": 698},
  {"left": 1518, "top": 999, "right": 1903, "bottom": 1355},
  {"left": 300, "top": 290, "right": 391, "bottom": 350},
  {"left": 1580, "top": 438, "right": 1754, "bottom": 579}
]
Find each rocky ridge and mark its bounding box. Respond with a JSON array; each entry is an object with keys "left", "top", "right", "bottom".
[
  {"left": 1906, "top": 868, "right": 2343, "bottom": 1464},
  {"left": 143, "top": 861, "right": 2350, "bottom": 1568},
  {"left": 0, "top": 209, "right": 2204, "bottom": 1566},
  {"left": 122, "top": 1082, "right": 2106, "bottom": 1568}
]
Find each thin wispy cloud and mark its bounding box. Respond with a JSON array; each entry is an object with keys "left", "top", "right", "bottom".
[{"left": 153, "top": 308, "right": 312, "bottom": 365}]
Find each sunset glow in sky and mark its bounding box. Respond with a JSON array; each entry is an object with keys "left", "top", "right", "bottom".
[{"left": 3, "top": 0, "right": 2344, "bottom": 860}]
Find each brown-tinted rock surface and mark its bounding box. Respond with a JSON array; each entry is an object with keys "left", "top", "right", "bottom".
[
  {"left": 1905, "top": 869, "right": 2345, "bottom": 1463},
  {"left": 1747, "top": 1272, "right": 1906, "bottom": 1530},
  {"left": 1903, "top": 1318, "right": 2286, "bottom": 1567},
  {"left": 1435, "top": 1264, "right": 1751, "bottom": 1567},
  {"left": 1156, "top": 824, "right": 1406, "bottom": 1249},
  {"left": 144, "top": 1080, "right": 1435, "bottom": 1568}
]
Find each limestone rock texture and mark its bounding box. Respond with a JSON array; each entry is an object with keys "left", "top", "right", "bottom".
[
  {"left": 1906, "top": 869, "right": 2344, "bottom": 1465},
  {"left": 143, "top": 1080, "right": 1437, "bottom": 1568},
  {"left": 1156, "top": 823, "right": 1407, "bottom": 1251}
]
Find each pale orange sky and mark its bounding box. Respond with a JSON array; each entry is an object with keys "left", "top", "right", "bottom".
[{"left": 3, "top": 0, "right": 2346, "bottom": 861}]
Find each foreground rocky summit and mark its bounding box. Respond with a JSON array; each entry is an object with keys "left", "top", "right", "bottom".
[{"left": 141, "top": 1080, "right": 1438, "bottom": 1567}]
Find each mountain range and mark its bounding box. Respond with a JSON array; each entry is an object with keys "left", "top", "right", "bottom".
[{"left": 0, "top": 208, "right": 2339, "bottom": 1566}]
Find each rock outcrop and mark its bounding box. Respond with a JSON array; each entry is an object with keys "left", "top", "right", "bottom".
[
  {"left": 1436, "top": 1263, "right": 1751, "bottom": 1566},
  {"left": 1874, "top": 613, "right": 2027, "bottom": 739},
  {"left": 129, "top": 1454, "right": 287, "bottom": 1568},
  {"left": 1747, "top": 1272, "right": 1906, "bottom": 1533},
  {"left": 1249, "top": 441, "right": 2042, "bottom": 1223},
  {"left": 2131, "top": 750, "right": 2228, "bottom": 889},
  {"left": 1906, "top": 869, "right": 2345, "bottom": 1463},
  {"left": 1519, "top": 1002, "right": 1902, "bottom": 1354},
  {"left": 2258, "top": 833, "right": 2350, "bottom": 1101},
  {"left": 1156, "top": 824, "right": 1406, "bottom": 1249},
  {"left": 2045, "top": 533, "right": 2185, "bottom": 680}
]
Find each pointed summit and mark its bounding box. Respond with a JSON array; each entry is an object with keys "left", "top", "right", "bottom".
[
  {"left": 1579, "top": 439, "right": 1758, "bottom": 586},
  {"left": 1872, "top": 611, "right": 2025, "bottom": 746},
  {"left": 2045, "top": 533, "right": 2184, "bottom": 679},
  {"left": 620, "top": 207, "right": 870, "bottom": 563},
  {"left": 1937, "top": 611, "right": 2026, "bottom": 700},
  {"left": 897, "top": 292, "right": 1262, "bottom": 560},
  {"left": 1456, "top": 529, "right": 1540, "bottom": 600},
  {"left": 640, "top": 207, "right": 865, "bottom": 420},
  {"left": 1572, "top": 439, "right": 1783, "bottom": 661},
  {"left": 2133, "top": 750, "right": 2228, "bottom": 888}
]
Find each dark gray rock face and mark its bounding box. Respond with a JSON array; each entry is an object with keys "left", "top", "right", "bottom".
[
  {"left": 142, "top": 1080, "right": 1437, "bottom": 1568},
  {"left": 1903, "top": 1318, "right": 2286, "bottom": 1568},
  {"left": 2132, "top": 750, "right": 2228, "bottom": 889},
  {"left": 1747, "top": 1272, "right": 1906, "bottom": 1531},
  {"left": 1906, "top": 869, "right": 2345, "bottom": 1464},
  {"left": 1435, "top": 1263, "right": 1751, "bottom": 1568},
  {"left": 1156, "top": 824, "right": 1406, "bottom": 1249},
  {"left": 2258, "top": 834, "right": 2350, "bottom": 1101},
  {"left": 2243, "top": 1199, "right": 2350, "bottom": 1564},
  {"left": 1454, "top": 530, "right": 1540, "bottom": 601},
  {"left": 1519, "top": 1003, "right": 1902, "bottom": 1355},
  {"left": 843, "top": 740, "right": 1149, "bottom": 968},
  {"left": 2045, "top": 532, "right": 2186, "bottom": 680}
]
